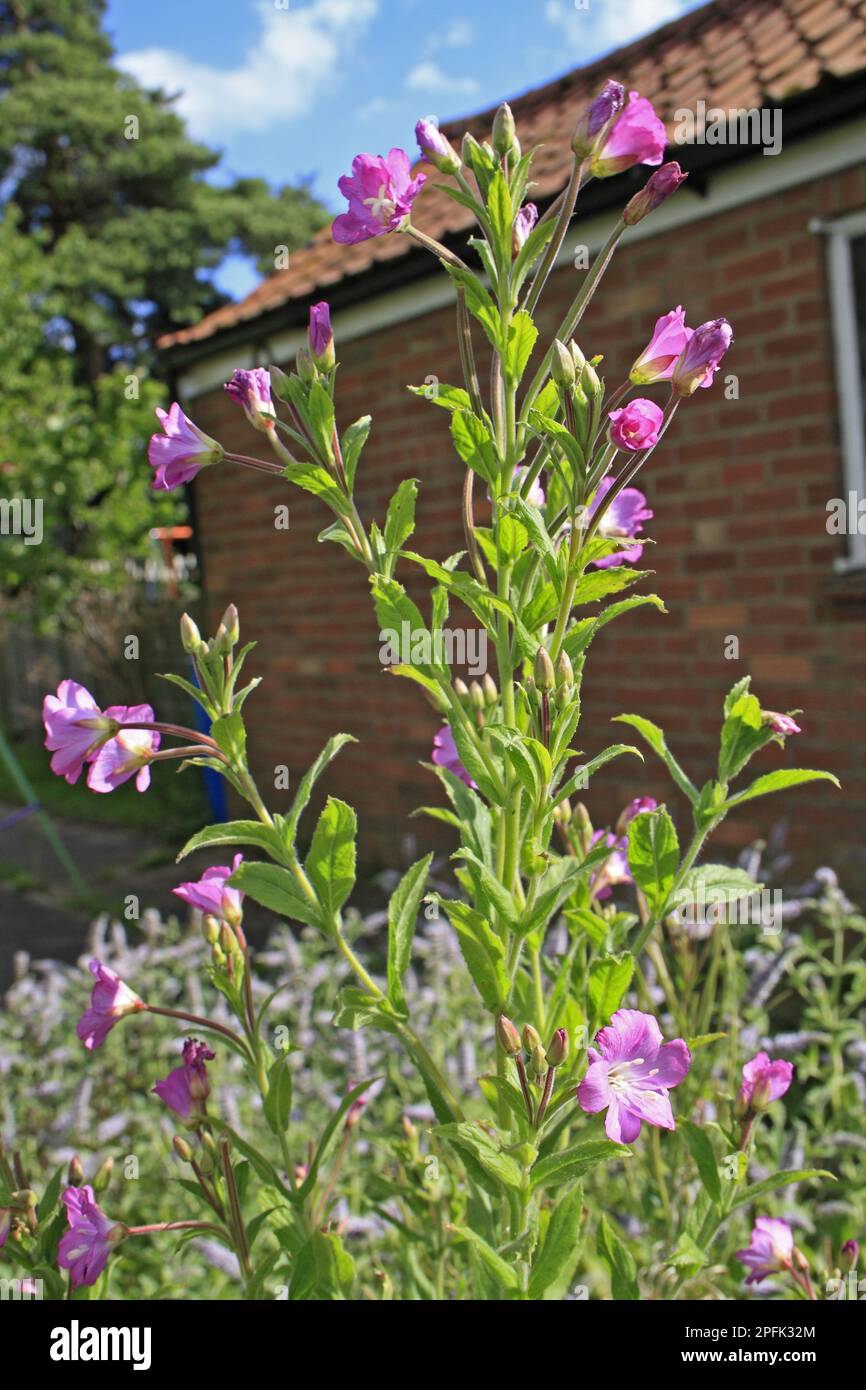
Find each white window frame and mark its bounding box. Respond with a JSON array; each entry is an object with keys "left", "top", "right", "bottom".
[{"left": 815, "top": 209, "right": 866, "bottom": 572}]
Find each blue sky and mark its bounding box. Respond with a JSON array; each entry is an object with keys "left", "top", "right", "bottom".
[{"left": 106, "top": 0, "right": 704, "bottom": 294}]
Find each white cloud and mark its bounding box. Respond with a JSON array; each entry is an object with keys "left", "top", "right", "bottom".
[
  {"left": 405, "top": 61, "right": 478, "bottom": 96},
  {"left": 119, "top": 0, "right": 378, "bottom": 139},
  {"left": 544, "top": 0, "right": 692, "bottom": 55}
]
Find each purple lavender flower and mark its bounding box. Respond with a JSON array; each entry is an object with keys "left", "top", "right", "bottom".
[
  {"left": 431, "top": 724, "right": 476, "bottom": 788},
  {"left": 739, "top": 1051, "right": 794, "bottom": 1110},
  {"left": 76, "top": 959, "right": 144, "bottom": 1050},
  {"left": 153, "top": 1038, "right": 215, "bottom": 1121},
  {"left": 58, "top": 1185, "right": 123, "bottom": 1289}
]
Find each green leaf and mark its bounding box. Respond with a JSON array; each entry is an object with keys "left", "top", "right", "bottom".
[
  {"left": 307, "top": 379, "right": 336, "bottom": 462},
  {"left": 449, "top": 1224, "right": 520, "bottom": 1295},
  {"left": 722, "top": 768, "right": 841, "bottom": 809},
  {"left": 528, "top": 1184, "right": 585, "bottom": 1299},
  {"left": 229, "top": 861, "right": 323, "bottom": 931},
  {"left": 280, "top": 733, "right": 356, "bottom": 851},
  {"left": 438, "top": 898, "right": 508, "bottom": 1010},
  {"left": 408, "top": 381, "right": 472, "bottom": 415},
  {"left": 455, "top": 847, "right": 519, "bottom": 929},
  {"left": 728, "top": 1168, "right": 836, "bottom": 1213},
  {"left": 177, "top": 820, "right": 284, "bottom": 863},
  {"left": 450, "top": 408, "right": 499, "bottom": 487},
  {"left": 596, "top": 1212, "right": 639, "bottom": 1300},
  {"left": 717, "top": 690, "right": 771, "bottom": 782},
  {"left": 498, "top": 512, "right": 529, "bottom": 562},
  {"left": 627, "top": 808, "right": 680, "bottom": 916},
  {"left": 211, "top": 711, "right": 246, "bottom": 765},
  {"left": 372, "top": 576, "right": 446, "bottom": 679},
  {"left": 486, "top": 169, "right": 513, "bottom": 266},
  {"left": 298, "top": 1080, "right": 376, "bottom": 1199},
  {"left": 263, "top": 1055, "right": 293, "bottom": 1137},
  {"left": 679, "top": 1120, "right": 721, "bottom": 1207},
  {"left": 383, "top": 477, "right": 418, "bottom": 571},
  {"left": 562, "top": 594, "right": 667, "bottom": 664},
  {"left": 530, "top": 1138, "right": 630, "bottom": 1192},
  {"left": 436, "top": 1122, "right": 523, "bottom": 1192},
  {"left": 444, "top": 264, "right": 502, "bottom": 353},
  {"left": 305, "top": 796, "right": 357, "bottom": 920},
  {"left": 387, "top": 853, "right": 433, "bottom": 1013},
  {"left": 503, "top": 309, "right": 538, "bottom": 385},
  {"left": 341, "top": 415, "right": 371, "bottom": 491},
  {"left": 283, "top": 460, "right": 348, "bottom": 514},
  {"left": 588, "top": 953, "right": 635, "bottom": 1031},
  {"left": 613, "top": 714, "right": 698, "bottom": 804}
]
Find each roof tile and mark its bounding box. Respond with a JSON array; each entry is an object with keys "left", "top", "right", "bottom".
[{"left": 160, "top": 0, "right": 866, "bottom": 352}]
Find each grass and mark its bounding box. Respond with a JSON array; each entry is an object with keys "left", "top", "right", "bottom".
[{"left": 0, "top": 727, "right": 209, "bottom": 845}]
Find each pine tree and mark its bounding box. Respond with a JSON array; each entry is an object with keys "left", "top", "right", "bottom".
[{"left": 0, "top": 0, "right": 327, "bottom": 626}]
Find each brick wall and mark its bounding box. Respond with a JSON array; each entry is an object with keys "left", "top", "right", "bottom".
[{"left": 187, "top": 162, "right": 866, "bottom": 887}]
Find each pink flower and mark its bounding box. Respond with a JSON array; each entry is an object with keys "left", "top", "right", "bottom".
[
  {"left": 512, "top": 202, "right": 538, "bottom": 258},
  {"left": 42, "top": 680, "right": 118, "bottom": 785},
  {"left": 586, "top": 475, "right": 653, "bottom": 568},
  {"left": 333, "top": 148, "right": 426, "bottom": 244},
  {"left": 308, "top": 302, "right": 334, "bottom": 368},
  {"left": 589, "top": 830, "right": 631, "bottom": 900},
  {"left": 431, "top": 724, "right": 476, "bottom": 788},
  {"left": 591, "top": 90, "right": 667, "bottom": 178},
  {"left": 609, "top": 398, "right": 664, "bottom": 452},
  {"left": 86, "top": 704, "right": 159, "bottom": 794},
  {"left": 77, "top": 958, "right": 144, "bottom": 1050},
  {"left": 415, "top": 119, "right": 460, "bottom": 175},
  {"left": 739, "top": 1051, "right": 794, "bottom": 1111},
  {"left": 0, "top": 1208, "right": 10, "bottom": 1248},
  {"left": 153, "top": 1038, "right": 215, "bottom": 1121},
  {"left": 224, "top": 368, "right": 276, "bottom": 431},
  {"left": 672, "top": 317, "right": 733, "bottom": 396},
  {"left": 58, "top": 1185, "right": 123, "bottom": 1289},
  {"left": 578, "top": 1009, "right": 691, "bottom": 1142},
  {"left": 174, "top": 854, "right": 244, "bottom": 924},
  {"left": 616, "top": 796, "right": 658, "bottom": 834},
  {"left": 736, "top": 1217, "right": 794, "bottom": 1285},
  {"left": 766, "top": 712, "right": 801, "bottom": 737},
  {"left": 630, "top": 307, "right": 692, "bottom": 385},
  {"left": 148, "top": 403, "right": 223, "bottom": 491},
  {"left": 623, "top": 162, "right": 687, "bottom": 225}
]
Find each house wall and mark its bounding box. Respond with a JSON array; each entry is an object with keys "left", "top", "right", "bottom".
[{"left": 184, "top": 157, "right": 866, "bottom": 888}]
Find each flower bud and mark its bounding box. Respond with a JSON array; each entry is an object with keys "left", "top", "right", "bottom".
[
  {"left": 93, "top": 1156, "right": 114, "bottom": 1192},
  {"left": 623, "top": 162, "right": 687, "bottom": 226},
  {"left": 308, "top": 301, "right": 335, "bottom": 371},
  {"left": 534, "top": 645, "right": 555, "bottom": 692},
  {"left": 841, "top": 1239, "right": 859, "bottom": 1272},
  {"left": 453, "top": 677, "right": 470, "bottom": 703},
  {"left": 492, "top": 103, "right": 516, "bottom": 157},
  {"left": 296, "top": 344, "right": 318, "bottom": 384},
  {"left": 415, "top": 118, "right": 461, "bottom": 176},
  {"left": 554, "top": 797, "right": 572, "bottom": 824},
  {"left": 497, "top": 1014, "right": 522, "bottom": 1055},
  {"left": 522, "top": 1024, "right": 542, "bottom": 1053},
  {"left": 469, "top": 680, "right": 485, "bottom": 710},
  {"left": 219, "top": 923, "right": 237, "bottom": 954},
  {"left": 512, "top": 203, "right": 537, "bottom": 259},
  {"left": 67, "top": 1155, "right": 84, "bottom": 1188},
  {"left": 546, "top": 1028, "right": 569, "bottom": 1067},
  {"left": 671, "top": 317, "right": 733, "bottom": 397},
  {"left": 550, "top": 338, "right": 577, "bottom": 388},
  {"left": 219, "top": 604, "right": 239, "bottom": 647},
  {"left": 201, "top": 914, "right": 220, "bottom": 945},
  {"left": 173, "top": 1136, "right": 193, "bottom": 1163},
  {"left": 180, "top": 613, "right": 201, "bottom": 654},
  {"left": 569, "top": 340, "right": 586, "bottom": 376},
  {"left": 529, "top": 1044, "right": 548, "bottom": 1081},
  {"left": 482, "top": 673, "right": 498, "bottom": 706},
  {"left": 574, "top": 802, "right": 593, "bottom": 839},
  {"left": 581, "top": 359, "right": 602, "bottom": 398},
  {"left": 555, "top": 651, "right": 574, "bottom": 689},
  {"left": 571, "top": 79, "right": 625, "bottom": 159}
]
